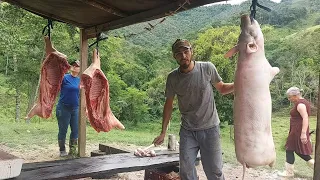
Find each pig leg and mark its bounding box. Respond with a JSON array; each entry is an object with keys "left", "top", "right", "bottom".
[
  {"left": 44, "top": 36, "right": 56, "bottom": 56},
  {"left": 242, "top": 163, "right": 246, "bottom": 180}
]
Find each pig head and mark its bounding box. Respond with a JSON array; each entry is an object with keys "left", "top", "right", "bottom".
[{"left": 225, "top": 15, "right": 279, "bottom": 168}]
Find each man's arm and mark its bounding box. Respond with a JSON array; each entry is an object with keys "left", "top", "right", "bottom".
[
  {"left": 161, "top": 97, "right": 174, "bottom": 134},
  {"left": 153, "top": 96, "right": 174, "bottom": 145},
  {"left": 214, "top": 81, "right": 234, "bottom": 95}
]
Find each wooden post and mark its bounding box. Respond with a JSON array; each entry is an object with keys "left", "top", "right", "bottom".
[
  {"left": 78, "top": 29, "right": 88, "bottom": 157},
  {"left": 314, "top": 73, "right": 320, "bottom": 180}
]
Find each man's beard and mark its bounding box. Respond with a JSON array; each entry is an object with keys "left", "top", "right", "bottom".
[{"left": 179, "top": 61, "right": 190, "bottom": 69}]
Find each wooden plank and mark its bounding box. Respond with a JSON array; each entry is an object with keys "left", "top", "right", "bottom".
[
  {"left": 314, "top": 73, "right": 320, "bottom": 180},
  {"left": 99, "top": 144, "right": 130, "bottom": 154},
  {"left": 22, "top": 158, "right": 76, "bottom": 171},
  {"left": 154, "top": 149, "right": 179, "bottom": 156},
  {"left": 0, "top": 150, "right": 23, "bottom": 179},
  {"left": 21, "top": 151, "right": 191, "bottom": 171},
  {"left": 91, "top": 150, "right": 107, "bottom": 157},
  {"left": 78, "top": 29, "right": 89, "bottom": 157},
  {"left": 77, "top": 0, "right": 128, "bottom": 17},
  {"left": 16, "top": 153, "right": 192, "bottom": 180}
]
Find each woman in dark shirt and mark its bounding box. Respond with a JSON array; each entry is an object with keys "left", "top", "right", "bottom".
[
  {"left": 278, "top": 87, "right": 314, "bottom": 177},
  {"left": 56, "top": 60, "right": 80, "bottom": 157}
]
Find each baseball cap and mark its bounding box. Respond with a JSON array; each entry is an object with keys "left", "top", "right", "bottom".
[
  {"left": 70, "top": 60, "right": 80, "bottom": 67},
  {"left": 172, "top": 39, "right": 192, "bottom": 53}
]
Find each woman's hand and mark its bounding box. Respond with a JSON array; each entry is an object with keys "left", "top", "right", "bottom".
[{"left": 300, "top": 133, "right": 308, "bottom": 144}]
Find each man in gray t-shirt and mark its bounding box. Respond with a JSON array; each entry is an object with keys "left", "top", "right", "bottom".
[{"left": 153, "top": 39, "right": 234, "bottom": 180}]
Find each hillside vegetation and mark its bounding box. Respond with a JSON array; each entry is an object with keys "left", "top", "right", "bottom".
[{"left": 0, "top": 0, "right": 319, "bottom": 125}]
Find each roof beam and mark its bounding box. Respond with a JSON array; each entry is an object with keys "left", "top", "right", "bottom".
[
  {"left": 3, "top": 0, "right": 86, "bottom": 27},
  {"left": 85, "top": 0, "right": 223, "bottom": 39},
  {"left": 77, "top": 0, "right": 128, "bottom": 17}
]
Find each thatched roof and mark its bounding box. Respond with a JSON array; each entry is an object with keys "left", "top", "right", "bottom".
[{"left": 3, "top": 0, "right": 225, "bottom": 38}]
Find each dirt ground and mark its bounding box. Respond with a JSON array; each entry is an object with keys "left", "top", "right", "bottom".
[{"left": 0, "top": 143, "right": 311, "bottom": 180}]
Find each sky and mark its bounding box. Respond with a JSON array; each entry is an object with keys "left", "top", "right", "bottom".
[{"left": 209, "top": 0, "right": 281, "bottom": 5}]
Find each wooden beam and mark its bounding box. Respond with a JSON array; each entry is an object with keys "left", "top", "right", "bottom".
[
  {"left": 3, "top": 0, "right": 86, "bottom": 27},
  {"left": 77, "top": 0, "right": 128, "bottom": 17},
  {"left": 78, "top": 29, "right": 89, "bottom": 157},
  {"left": 314, "top": 73, "right": 320, "bottom": 180},
  {"left": 85, "top": 0, "right": 223, "bottom": 38}
]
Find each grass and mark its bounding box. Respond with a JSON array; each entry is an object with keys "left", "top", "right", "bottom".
[{"left": 0, "top": 116, "right": 316, "bottom": 179}]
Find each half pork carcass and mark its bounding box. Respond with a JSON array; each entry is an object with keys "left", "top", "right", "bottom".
[
  {"left": 225, "top": 15, "right": 279, "bottom": 179},
  {"left": 81, "top": 49, "right": 125, "bottom": 132},
  {"left": 25, "top": 36, "right": 70, "bottom": 119}
]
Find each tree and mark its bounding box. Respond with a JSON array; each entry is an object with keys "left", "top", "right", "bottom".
[{"left": 118, "top": 87, "right": 149, "bottom": 125}]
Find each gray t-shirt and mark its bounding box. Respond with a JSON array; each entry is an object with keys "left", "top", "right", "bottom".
[{"left": 165, "top": 61, "right": 222, "bottom": 130}]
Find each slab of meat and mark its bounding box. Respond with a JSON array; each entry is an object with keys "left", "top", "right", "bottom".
[
  {"left": 80, "top": 49, "right": 125, "bottom": 132},
  {"left": 25, "top": 37, "right": 70, "bottom": 119},
  {"left": 225, "top": 15, "right": 279, "bottom": 179},
  {"left": 134, "top": 148, "right": 156, "bottom": 157},
  {"left": 134, "top": 144, "right": 156, "bottom": 157}
]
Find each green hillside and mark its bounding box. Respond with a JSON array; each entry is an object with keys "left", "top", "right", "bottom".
[{"left": 0, "top": 0, "right": 319, "bottom": 124}]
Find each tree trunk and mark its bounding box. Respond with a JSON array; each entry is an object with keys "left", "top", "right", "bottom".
[
  {"left": 13, "top": 55, "right": 21, "bottom": 122},
  {"left": 26, "top": 80, "right": 38, "bottom": 114},
  {"left": 5, "top": 56, "right": 8, "bottom": 76},
  {"left": 15, "top": 88, "right": 21, "bottom": 122}
]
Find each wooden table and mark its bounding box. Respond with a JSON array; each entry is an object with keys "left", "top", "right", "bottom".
[{"left": 15, "top": 152, "right": 185, "bottom": 180}]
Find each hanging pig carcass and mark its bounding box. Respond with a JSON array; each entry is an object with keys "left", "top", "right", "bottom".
[
  {"left": 80, "top": 49, "right": 125, "bottom": 132},
  {"left": 25, "top": 36, "right": 70, "bottom": 119},
  {"left": 225, "top": 15, "right": 279, "bottom": 178}
]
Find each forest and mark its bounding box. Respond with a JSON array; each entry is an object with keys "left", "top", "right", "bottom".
[{"left": 0, "top": 0, "right": 319, "bottom": 125}]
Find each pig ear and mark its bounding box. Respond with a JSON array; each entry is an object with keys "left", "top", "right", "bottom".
[
  {"left": 246, "top": 41, "right": 258, "bottom": 54},
  {"left": 224, "top": 45, "right": 239, "bottom": 58}
]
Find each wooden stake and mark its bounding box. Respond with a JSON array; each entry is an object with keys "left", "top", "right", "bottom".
[{"left": 78, "top": 29, "right": 88, "bottom": 157}]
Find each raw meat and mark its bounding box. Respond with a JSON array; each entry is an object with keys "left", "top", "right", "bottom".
[
  {"left": 26, "top": 36, "right": 70, "bottom": 119},
  {"left": 81, "top": 49, "right": 125, "bottom": 132}
]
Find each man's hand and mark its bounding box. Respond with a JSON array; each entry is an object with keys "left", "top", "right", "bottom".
[
  {"left": 153, "top": 133, "right": 166, "bottom": 146},
  {"left": 300, "top": 133, "right": 308, "bottom": 144}
]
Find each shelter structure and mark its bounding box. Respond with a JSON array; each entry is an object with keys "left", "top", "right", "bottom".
[
  {"left": 2, "top": 1, "right": 320, "bottom": 180},
  {"left": 2, "top": 0, "right": 226, "bottom": 157}
]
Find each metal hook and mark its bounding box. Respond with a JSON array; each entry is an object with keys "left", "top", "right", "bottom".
[
  {"left": 95, "top": 27, "right": 99, "bottom": 55},
  {"left": 250, "top": 0, "right": 257, "bottom": 21},
  {"left": 88, "top": 30, "right": 108, "bottom": 55},
  {"left": 42, "top": 19, "right": 53, "bottom": 39},
  {"left": 250, "top": 0, "right": 271, "bottom": 21}
]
